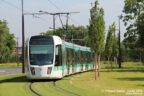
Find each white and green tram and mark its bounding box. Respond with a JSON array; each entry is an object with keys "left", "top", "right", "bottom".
[{"left": 26, "top": 35, "right": 94, "bottom": 79}]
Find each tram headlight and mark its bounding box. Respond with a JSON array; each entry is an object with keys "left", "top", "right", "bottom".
[
  {"left": 30, "top": 67, "right": 35, "bottom": 75},
  {"left": 47, "top": 67, "right": 52, "bottom": 74}
]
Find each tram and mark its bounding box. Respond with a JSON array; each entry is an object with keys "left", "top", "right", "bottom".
[{"left": 26, "top": 35, "right": 94, "bottom": 79}]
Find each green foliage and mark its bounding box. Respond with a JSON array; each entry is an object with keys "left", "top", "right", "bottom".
[
  {"left": 121, "top": 43, "right": 128, "bottom": 62},
  {"left": 105, "top": 23, "right": 115, "bottom": 57},
  {"left": 0, "top": 20, "right": 16, "bottom": 63},
  {"left": 122, "top": 0, "right": 144, "bottom": 48},
  {"left": 112, "top": 23, "right": 119, "bottom": 57},
  {"left": 122, "top": 0, "right": 144, "bottom": 63},
  {"left": 121, "top": 42, "right": 144, "bottom": 62},
  {"left": 41, "top": 25, "right": 88, "bottom": 46},
  {"left": 88, "top": 0, "right": 105, "bottom": 54},
  {"left": 136, "top": 13, "right": 144, "bottom": 48}
]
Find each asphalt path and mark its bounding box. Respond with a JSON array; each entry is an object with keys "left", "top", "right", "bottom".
[{"left": 0, "top": 68, "right": 22, "bottom": 76}]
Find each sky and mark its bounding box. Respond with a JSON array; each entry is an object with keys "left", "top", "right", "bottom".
[{"left": 0, "top": 0, "right": 125, "bottom": 45}]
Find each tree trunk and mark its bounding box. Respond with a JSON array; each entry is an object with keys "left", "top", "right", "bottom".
[
  {"left": 108, "top": 57, "right": 110, "bottom": 71},
  {"left": 113, "top": 57, "right": 115, "bottom": 68},
  {"left": 140, "top": 52, "right": 141, "bottom": 62},
  {"left": 114, "top": 57, "right": 115, "bottom": 65},
  {"left": 94, "top": 53, "right": 97, "bottom": 80},
  {"left": 116, "top": 57, "right": 118, "bottom": 67},
  {"left": 110, "top": 57, "right": 112, "bottom": 71},
  {"left": 98, "top": 55, "right": 101, "bottom": 77}
]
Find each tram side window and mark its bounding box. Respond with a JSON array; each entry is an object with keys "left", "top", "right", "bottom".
[
  {"left": 55, "top": 45, "right": 62, "bottom": 66},
  {"left": 67, "top": 48, "right": 70, "bottom": 66},
  {"left": 88, "top": 52, "right": 91, "bottom": 63}
]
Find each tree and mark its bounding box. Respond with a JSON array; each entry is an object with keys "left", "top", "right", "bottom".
[
  {"left": 122, "top": 0, "right": 144, "bottom": 46},
  {"left": 122, "top": 0, "right": 144, "bottom": 63},
  {"left": 41, "top": 25, "right": 88, "bottom": 46},
  {"left": 0, "top": 20, "right": 16, "bottom": 63},
  {"left": 122, "top": 0, "right": 144, "bottom": 40},
  {"left": 88, "top": 0, "right": 105, "bottom": 79},
  {"left": 136, "top": 13, "right": 144, "bottom": 48},
  {"left": 111, "top": 23, "right": 119, "bottom": 67},
  {"left": 105, "top": 23, "right": 115, "bottom": 71}
]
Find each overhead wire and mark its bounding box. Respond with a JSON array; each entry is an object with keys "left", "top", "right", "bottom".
[
  {"left": 0, "top": 0, "right": 50, "bottom": 24},
  {"left": 46, "top": 0, "right": 81, "bottom": 25},
  {"left": 46, "top": 0, "right": 62, "bottom": 11},
  {"left": 0, "top": 0, "right": 21, "bottom": 10},
  {"left": 0, "top": 0, "right": 52, "bottom": 37},
  {"left": 1, "top": 0, "right": 53, "bottom": 36},
  {"left": 60, "top": 14, "right": 81, "bottom": 25},
  {"left": 1, "top": 0, "right": 82, "bottom": 31},
  {"left": 0, "top": 0, "right": 30, "bottom": 37}
]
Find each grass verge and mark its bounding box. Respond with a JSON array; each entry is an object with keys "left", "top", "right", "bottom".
[{"left": 0, "top": 63, "right": 22, "bottom": 68}]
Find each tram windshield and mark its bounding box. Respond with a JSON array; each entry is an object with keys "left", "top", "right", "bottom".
[{"left": 29, "top": 36, "right": 54, "bottom": 65}]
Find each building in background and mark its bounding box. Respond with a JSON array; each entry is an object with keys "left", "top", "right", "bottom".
[{"left": 12, "top": 46, "right": 22, "bottom": 56}]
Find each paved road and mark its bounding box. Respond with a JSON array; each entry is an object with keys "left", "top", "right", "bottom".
[{"left": 0, "top": 68, "right": 22, "bottom": 76}]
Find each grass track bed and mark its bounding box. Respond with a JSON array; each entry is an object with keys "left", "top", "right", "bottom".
[
  {"left": 0, "top": 62, "right": 144, "bottom": 96},
  {"left": 32, "top": 81, "right": 74, "bottom": 96},
  {"left": 0, "top": 74, "right": 34, "bottom": 96}
]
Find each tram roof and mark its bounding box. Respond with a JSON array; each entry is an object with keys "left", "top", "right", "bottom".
[
  {"left": 29, "top": 35, "right": 92, "bottom": 52},
  {"left": 62, "top": 40, "right": 91, "bottom": 52}
]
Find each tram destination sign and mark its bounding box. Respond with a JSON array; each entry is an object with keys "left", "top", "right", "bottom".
[{"left": 30, "top": 36, "right": 53, "bottom": 45}]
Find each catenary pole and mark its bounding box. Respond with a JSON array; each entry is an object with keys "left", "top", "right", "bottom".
[
  {"left": 22, "top": 0, "right": 25, "bottom": 73},
  {"left": 118, "top": 16, "right": 121, "bottom": 68},
  {"left": 53, "top": 15, "right": 56, "bottom": 34}
]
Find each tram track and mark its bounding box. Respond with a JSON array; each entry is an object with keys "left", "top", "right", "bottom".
[
  {"left": 28, "top": 82, "right": 41, "bottom": 96},
  {"left": 53, "top": 81, "right": 80, "bottom": 96},
  {"left": 28, "top": 80, "right": 80, "bottom": 96}
]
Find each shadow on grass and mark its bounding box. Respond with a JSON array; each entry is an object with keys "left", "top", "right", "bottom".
[
  {"left": 0, "top": 76, "right": 28, "bottom": 83},
  {"left": 101, "top": 70, "right": 144, "bottom": 73},
  {"left": 137, "top": 85, "right": 144, "bottom": 87},
  {"left": 101, "top": 66, "right": 144, "bottom": 73},
  {"left": 62, "top": 71, "right": 94, "bottom": 80},
  {"left": 115, "top": 77, "right": 144, "bottom": 81},
  {"left": 0, "top": 76, "right": 60, "bottom": 83}
]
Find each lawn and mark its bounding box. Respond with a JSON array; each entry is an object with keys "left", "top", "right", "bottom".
[
  {"left": 32, "top": 81, "right": 75, "bottom": 96},
  {"left": 33, "top": 62, "right": 144, "bottom": 96},
  {"left": 0, "top": 62, "right": 144, "bottom": 96},
  {"left": 0, "top": 63, "right": 22, "bottom": 68},
  {"left": 57, "top": 62, "right": 144, "bottom": 96}
]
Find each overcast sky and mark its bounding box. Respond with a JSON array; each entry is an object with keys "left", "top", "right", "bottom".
[{"left": 0, "top": 0, "right": 125, "bottom": 45}]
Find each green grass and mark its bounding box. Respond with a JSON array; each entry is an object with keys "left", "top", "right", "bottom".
[
  {"left": 56, "top": 76, "right": 102, "bottom": 96},
  {"left": 0, "top": 74, "right": 34, "bottom": 96},
  {"left": 62, "top": 62, "right": 144, "bottom": 96},
  {"left": 0, "top": 63, "right": 22, "bottom": 68},
  {"left": 0, "top": 62, "right": 144, "bottom": 96},
  {"left": 33, "top": 62, "right": 144, "bottom": 96},
  {"left": 67, "top": 71, "right": 144, "bottom": 96},
  {"left": 32, "top": 81, "right": 74, "bottom": 96}
]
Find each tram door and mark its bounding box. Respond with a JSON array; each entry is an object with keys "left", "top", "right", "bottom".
[
  {"left": 55, "top": 45, "right": 62, "bottom": 66},
  {"left": 67, "top": 48, "right": 70, "bottom": 75},
  {"left": 81, "top": 51, "right": 83, "bottom": 71}
]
